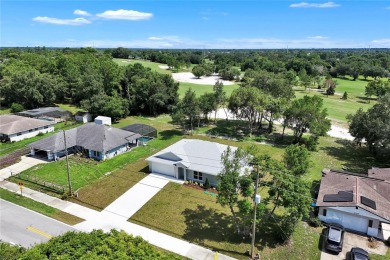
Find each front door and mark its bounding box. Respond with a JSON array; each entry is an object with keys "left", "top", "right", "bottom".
[{"left": 178, "top": 167, "right": 184, "bottom": 180}]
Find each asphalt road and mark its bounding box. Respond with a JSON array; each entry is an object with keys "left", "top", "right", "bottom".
[{"left": 0, "top": 199, "right": 75, "bottom": 248}]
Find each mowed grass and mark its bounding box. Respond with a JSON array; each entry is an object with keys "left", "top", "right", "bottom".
[
  {"left": 178, "top": 82, "right": 240, "bottom": 98},
  {"left": 294, "top": 89, "right": 373, "bottom": 127},
  {"left": 55, "top": 103, "right": 82, "bottom": 114},
  {"left": 0, "top": 188, "right": 84, "bottom": 225},
  {"left": 0, "top": 121, "right": 82, "bottom": 157},
  {"left": 130, "top": 182, "right": 321, "bottom": 260}
]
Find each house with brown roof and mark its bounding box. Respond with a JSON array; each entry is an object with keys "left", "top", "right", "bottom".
[
  {"left": 316, "top": 168, "right": 390, "bottom": 240},
  {"left": 0, "top": 115, "right": 54, "bottom": 142}
]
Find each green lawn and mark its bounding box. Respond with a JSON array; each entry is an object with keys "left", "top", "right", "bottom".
[
  {"left": 0, "top": 121, "right": 82, "bottom": 157},
  {"left": 178, "top": 82, "right": 239, "bottom": 98},
  {"left": 55, "top": 103, "right": 82, "bottom": 114},
  {"left": 0, "top": 188, "right": 84, "bottom": 225},
  {"left": 0, "top": 107, "right": 11, "bottom": 115},
  {"left": 294, "top": 89, "right": 373, "bottom": 127},
  {"left": 130, "top": 182, "right": 321, "bottom": 260}
]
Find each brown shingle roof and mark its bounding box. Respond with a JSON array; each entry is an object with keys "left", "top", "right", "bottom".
[
  {"left": 317, "top": 169, "right": 390, "bottom": 222},
  {"left": 0, "top": 115, "right": 54, "bottom": 135}
]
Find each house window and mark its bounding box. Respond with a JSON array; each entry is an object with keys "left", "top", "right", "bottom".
[
  {"left": 323, "top": 209, "right": 327, "bottom": 216},
  {"left": 44, "top": 126, "right": 49, "bottom": 129},
  {"left": 369, "top": 220, "right": 373, "bottom": 228},
  {"left": 17, "top": 132, "right": 22, "bottom": 136},
  {"left": 29, "top": 129, "right": 33, "bottom": 132},
  {"left": 194, "top": 171, "right": 203, "bottom": 181},
  {"left": 93, "top": 150, "right": 100, "bottom": 157}
]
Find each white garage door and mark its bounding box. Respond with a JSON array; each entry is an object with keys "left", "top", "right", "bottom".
[
  {"left": 151, "top": 162, "right": 175, "bottom": 177},
  {"left": 327, "top": 209, "right": 368, "bottom": 233}
]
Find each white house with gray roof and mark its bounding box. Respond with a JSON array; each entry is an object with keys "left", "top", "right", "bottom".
[
  {"left": 28, "top": 122, "right": 141, "bottom": 161},
  {"left": 146, "top": 139, "right": 241, "bottom": 186},
  {"left": 0, "top": 115, "right": 54, "bottom": 142}
]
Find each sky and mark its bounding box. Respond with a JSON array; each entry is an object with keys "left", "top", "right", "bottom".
[{"left": 1, "top": 0, "right": 390, "bottom": 49}]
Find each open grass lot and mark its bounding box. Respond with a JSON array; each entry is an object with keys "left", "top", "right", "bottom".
[
  {"left": 295, "top": 88, "right": 375, "bottom": 127},
  {"left": 371, "top": 249, "right": 390, "bottom": 260},
  {"left": 0, "top": 188, "right": 84, "bottom": 225},
  {"left": 55, "top": 103, "right": 82, "bottom": 114},
  {"left": 0, "top": 121, "right": 82, "bottom": 157},
  {"left": 130, "top": 182, "right": 321, "bottom": 260},
  {"left": 178, "top": 82, "right": 239, "bottom": 98}
]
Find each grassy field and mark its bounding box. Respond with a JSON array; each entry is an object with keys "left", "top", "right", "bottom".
[
  {"left": 55, "top": 103, "right": 82, "bottom": 114},
  {"left": 178, "top": 82, "right": 239, "bottom": 98},
  {"left": 0, "top": 121, "right": 82, "bottom": 157},
  {"left": 0, "top": 188, "right": 84, "bottom": 225},
  {"left": 130, "top": 182, "right": 321, "bottom": 260}
]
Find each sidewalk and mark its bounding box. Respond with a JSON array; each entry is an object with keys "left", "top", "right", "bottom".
[
  {"left": 0, "top": 179, "right": 235, "bottom": 260},
  {"left": 0, "top": 156, "right": 48, "bottom": 181}
]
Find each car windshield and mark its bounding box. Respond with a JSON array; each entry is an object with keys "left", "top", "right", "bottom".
[
  {"left": 353, "top": 252, "right": 368, "bottom": 260},
  {"left": 328, "top": 227, "right": 342, "bottom": 243}
]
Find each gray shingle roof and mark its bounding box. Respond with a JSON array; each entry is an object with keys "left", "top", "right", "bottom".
[
  {"left": 146, "top": 139, "right": 238, "bottom": 176},
  {"left": 0, "top": 115, "right": 54, "bottom": 135},
  {"left": 316, "top": 169, "right": 390, "bottom": 222},
  {"left": 28, "top": 123, "right": 141, "bottom": 153}
]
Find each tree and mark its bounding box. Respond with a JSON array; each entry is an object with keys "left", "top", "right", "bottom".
[
  {"left": 192, "top": 65, "right": 205, "bottom": 78},
  {"left": 181, "top": 88, "right": 199, "bottom": 131},
  {"left": 323, "top": 79, "right": 336, "bottom": 96},
  {"left": 81, "top": 93, "right": 129, "bottom": 121},
  {"left": 217, "top": 147, "right": 252, "bottom": 234},
  {"left": 286, "top": 95, "right": 331, "bottom": 143},
  {"left": 213, "top": 80, "right": 226, "bottom": 122},
  {"left": 283, "top": 144, "right": 311, "bottom": 176},
  {"left": 228, "top": 87, "right": 267, "bottom": 135},
  {"left": 365, "top": 80, "right": 390, "bottom": 102},
  {"left": 348, "top": 94, "right": 390, "bottom": 159},
  {"left": 198, "top": 93, "right": 216, "bottom": 121},
  {"left": 15, "top": 230, "right": 181, "bottom": 259},
  {"left": 342, "top": 91, "right": 348, "bottom": 100}
]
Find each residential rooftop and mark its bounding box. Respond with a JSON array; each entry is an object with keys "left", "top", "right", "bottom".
[
  {"left": 316, "top": 168, "right": 390, "bottom": 222},
  {"left": 0, "top": 115, "right": 54, "bottom": 135}
]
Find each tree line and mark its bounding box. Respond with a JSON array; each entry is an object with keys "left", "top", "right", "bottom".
[{"left": 0, "top": 48, "right": 178, "bottom": 120}]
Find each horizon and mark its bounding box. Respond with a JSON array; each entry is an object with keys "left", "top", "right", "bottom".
[{"left": 2, "top": 1, "right": 390, "bottom": 49}]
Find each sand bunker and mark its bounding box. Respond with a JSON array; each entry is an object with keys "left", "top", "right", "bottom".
[
  {"left": 172, "top": 72, "right": 235, "bottom": 85},
  {"left": 158, "top": 65, "right": 169, "bottom": 70}
]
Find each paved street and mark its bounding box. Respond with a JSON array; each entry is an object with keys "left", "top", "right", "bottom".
[{"left": 0, "top": 199, "right": 75, "bottom": 248}]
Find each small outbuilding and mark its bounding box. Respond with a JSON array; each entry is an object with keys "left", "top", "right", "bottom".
[
  {"left": 75, "top": 112, "right": 92, "bottom": 123},
  {"left": 94, "top": 116, "right": 111, "bottom": 126},
  {"left": 17, "top": 107, "right": 72, "bottom": 122}
]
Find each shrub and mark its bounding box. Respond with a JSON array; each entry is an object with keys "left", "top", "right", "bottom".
[
  {"left": 37, "top": 132, "right": 45, "bottom": 136},
  {"left": 308, "top": 217, "right": 322, "bottom": 227},
  {"left": 305, "top": 135, "right": 319, "bottom": 151},
  {"left": 204, "top": 178, "right": 211, "bottom": 189},
  {"left": 10, "top": 103, "right": 24, "bottom": 113},
  {"left": 342, "top": 91, "right": 348, "bottom": 100}
]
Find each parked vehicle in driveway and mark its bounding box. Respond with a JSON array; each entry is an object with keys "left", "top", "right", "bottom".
[
  {"left": 350, "top": 247, "right": 369, "bottom": 260},
  {"left": 325, "top": 223, "right": 345, "bottom": 253}
]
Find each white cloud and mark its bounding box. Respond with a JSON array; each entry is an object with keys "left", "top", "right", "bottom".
[
  {"left": 308, "top": 36, "right": 329, "bottom": 39},
  {"left": 148, "top": 37, "right": 162, "bottom": 41},
  {"left": 290, "top": 2, "right": 340, "bottom": 8},
  {"left": 96, "top": 9, "right": 153, "bottom": 20},
  {"left": 32, "top": 16, "right": 91, "bottom": 26},
  {"left": 74, "top": 9, "right": 91, "bottom": 16},
  {"left": 370, "top": 39, "right": 390, "bottom": 47}
]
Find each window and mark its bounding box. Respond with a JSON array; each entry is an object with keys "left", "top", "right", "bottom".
[
  {"left": 93, "top": 150, "right": 100, "bottom": 157},
  {"left": 368, "top": 220, "right": 373, "bottom": 228},
  {"left": 44, "top": 126, "right": 49, "bottom": 129},
  {"left": 17, "top": 132, "right": 22, "bottom": 136},
  {"left": 29, "top": 129, "right": 33, "bottom": 132},
  {"left": 323, "top": 209, "right": 327, "bottom": 216},
  {"left": 194, "top": 171, "right": 203, "bottom": 181}
]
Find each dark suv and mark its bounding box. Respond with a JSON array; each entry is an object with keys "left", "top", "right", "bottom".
[
  {"left": 325, "top": 223, "right": 345, "bottom": 253},
  {"left": 350, "top": 247, "right": 369, "bottom": 260}
]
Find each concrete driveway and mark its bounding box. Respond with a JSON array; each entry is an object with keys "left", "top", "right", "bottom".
[
  {"left": 0, "top": 155, "right": 48, "bottom": 180},
  {"left": 320, "top": 230, "right": 388, "bottom": 260}
]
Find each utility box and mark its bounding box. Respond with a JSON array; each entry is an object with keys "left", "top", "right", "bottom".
[
  {"left": 255, "top": 194, "right": 261, "bottom": 204},
  {"left": 94, "top": 116, "right": 111, "bottom": 126}
]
